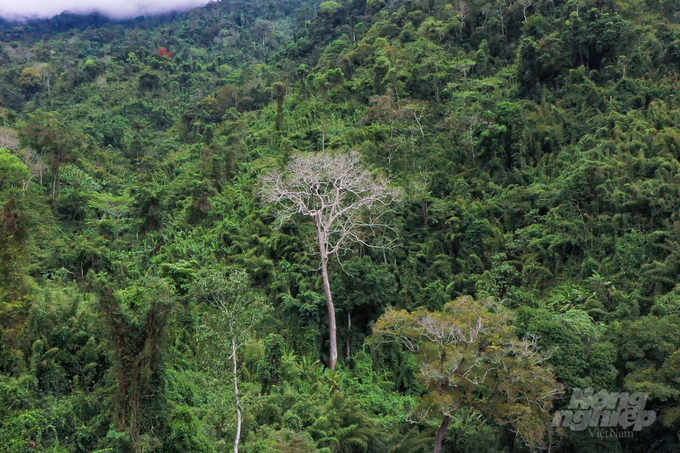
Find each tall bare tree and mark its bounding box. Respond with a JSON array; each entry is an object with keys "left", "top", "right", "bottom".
[{"left": 261, "top": 151, "right": 400, "bottom": 369}]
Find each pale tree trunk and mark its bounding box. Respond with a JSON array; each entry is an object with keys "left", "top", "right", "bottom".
[
  {"left": 434, "top": 415, "right": 452, "bottom": 453},
  {"left": 318, "top": 227, "right": 338, "bottom": 370},
  {"left": 232, "top": 338, "right": 242, "bottom": 453},
  {"left": 346, "top": 312, "right": 351, "bottom": 358},
  {"left": 51, "top": 166, "right": 59, "bottom": 201}
]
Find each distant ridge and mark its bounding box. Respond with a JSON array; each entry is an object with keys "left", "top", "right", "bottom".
[
  {"left": 0, "top": 1, "right": 212, "bottom": 31},
  {"left": 0, "top": 10, "right": 191, "bottom": 40}
]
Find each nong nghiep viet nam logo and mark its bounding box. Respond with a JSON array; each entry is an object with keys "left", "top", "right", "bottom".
[{"left": 552, "top": 388, "right": 656, "bottom": 432}]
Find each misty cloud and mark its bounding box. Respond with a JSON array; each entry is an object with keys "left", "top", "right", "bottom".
[{"left": 0, "top": 0, "right": 213, "bottom": 20}]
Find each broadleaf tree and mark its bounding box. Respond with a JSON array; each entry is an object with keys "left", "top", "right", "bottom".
[{"left": 372, "top": 296, "right": 562, "bottom": 453}]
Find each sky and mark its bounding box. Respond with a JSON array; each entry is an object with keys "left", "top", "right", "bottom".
[{"left": 0, "top": 0, "right": 213, "bottom": 20}]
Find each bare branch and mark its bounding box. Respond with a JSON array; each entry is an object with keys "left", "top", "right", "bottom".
[
  {"left": 261, "top": 151, "right": 402, "bottom": 370},
  {"left": 261, "top": 150, "right": 401, "bottom": 256}
]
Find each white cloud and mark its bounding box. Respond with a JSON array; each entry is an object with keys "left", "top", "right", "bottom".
[{"left": 0, "top": 0, "right": 213, "bottom": 20}]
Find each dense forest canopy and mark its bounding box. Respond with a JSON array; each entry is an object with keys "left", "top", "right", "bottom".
[{"left": 2, "top": 0, "right": 680, "bottom": 452}]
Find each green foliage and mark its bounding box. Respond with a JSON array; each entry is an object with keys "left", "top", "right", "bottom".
[
  {"left": 0, "top": 148, "right": 28, "bottom": 191},
  {"left": 373, "top": 296, "right": 561, "bottom": 450},
  {"left": 3, "top": 0, "right": 680, "bottom": 450},
  {"left": 516, "top": 307, "right": 617, "bottom": 390},
  {"left": 163, "top": 405, "right": 214, "bottom": 453},
  {"left": 92, "top": 275, "right": 175, "bottom": 450}
]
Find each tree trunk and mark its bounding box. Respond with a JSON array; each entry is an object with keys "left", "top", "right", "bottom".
[
  {"left": 51, "top": 165, "right": 59, "bottom": 201},
  {"left": 346, "top": 311, "right": 351, "bottom": 359},
  {"left": 232, "top": 338, "right": 242, "bottom": 453},
  {"left": 318, "top": 229, "right": 338, "bottom": 370},
  {"left": 274, "top": 83, "right": 285, "bottom": 131},
  {"left": 423, "top": 200, "right": 429, "bottom": 228},
  {"left": 434, "top": 415, "right": 452, "bottom": 453}
]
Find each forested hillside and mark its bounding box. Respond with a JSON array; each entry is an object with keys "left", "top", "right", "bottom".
[{"left": 2, "top": 0, "right": 680, "bottom": 451}]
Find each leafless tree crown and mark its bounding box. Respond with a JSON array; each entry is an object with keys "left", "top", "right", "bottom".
[
  {"left": 0, "top": 127, "right": 19, "bottom": 150},
  {"left": 261, "top": 151, "right": 401, "bottom": 255}
]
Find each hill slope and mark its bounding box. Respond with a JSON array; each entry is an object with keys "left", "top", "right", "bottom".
[{"left": 2, "top": 0, "right": 680, "bottom": 452}]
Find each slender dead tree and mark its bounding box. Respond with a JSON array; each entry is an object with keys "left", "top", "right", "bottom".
[
  {"left": 193, "top": 270, "right": 268, "bottom": 453},
  {"left": 261, "top": 151, "right": 401, "bottom": 369}
]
